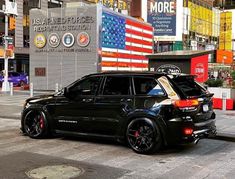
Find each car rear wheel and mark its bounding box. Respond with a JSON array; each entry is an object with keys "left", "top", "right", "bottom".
[
  {"left": 126, "top": 118, "right": 162, "bottom": 154},
  {"left": 23, "top": 110, "right": 49, "bottom": 139},
  {"left": 19, "top": 81, "right": 26, "bottom": 88}
]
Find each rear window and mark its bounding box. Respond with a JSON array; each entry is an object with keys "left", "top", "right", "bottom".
[{"left": 172, "top": 76, "right": 206, "bottom": 97}]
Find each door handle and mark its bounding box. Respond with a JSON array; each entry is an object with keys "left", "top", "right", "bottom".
[
  {"left": 126, "top": 99, "right": 132, "bottom": 102},
  {"left": 120, "top": 98, "right": 132, "bottom": 102},
  {"left": 82, "top": 98, "right": 93, "bottom": 103}
]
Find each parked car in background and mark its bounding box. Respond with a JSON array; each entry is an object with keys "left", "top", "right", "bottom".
[
  {"left": 0, "top": 71, "right": 28, "bottom": 87},
  {"left": 21, "top": 72, "right": 216, "bottom": 154}
]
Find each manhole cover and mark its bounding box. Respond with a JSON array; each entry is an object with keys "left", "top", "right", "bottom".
[{"left": 26, "top": 165, "right": 84, "bottom": 179}]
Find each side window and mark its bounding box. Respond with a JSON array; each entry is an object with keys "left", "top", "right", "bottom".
[
  {"left": 134, "top": 77, "right": 165, "bottom": 96},
  {"left": 69, "top": 76, "right": 101, "bottom": 96},
  {"left": 103, "top": 76, "right": 130, "bottom": 95},
  {"left": 11, "top": 72, "right": 19, "bottom": 77}
]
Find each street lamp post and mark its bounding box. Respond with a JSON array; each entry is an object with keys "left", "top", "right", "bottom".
[{"left": 2, "top": 12, "right": 10, "bottom": 92}]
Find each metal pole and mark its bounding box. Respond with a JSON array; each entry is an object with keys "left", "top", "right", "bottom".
[
  {"left": 2, "top": 12, "right": 10, "bottom": 92},
  {"left": 30, "top": 83, "right": 34, "bottom": 97},
  {"left": 222, "top": 92, "right": 227, "bottom": 111},
  {"left": 10, "top": 82, "right": 13, "bottom": 96},
  {"left": 55, "top": 83, "right": 59, "bottom": 92}
]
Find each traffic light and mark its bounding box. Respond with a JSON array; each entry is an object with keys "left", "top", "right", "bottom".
[
  {"left": 5, "top": 49, "right": 14, "bottom": 58},
  {"left": 9, "top": 17, "right": 16, "bottom": 30},
  {"left": 0, "top": 49, "right": 4, "bottom": 57}
]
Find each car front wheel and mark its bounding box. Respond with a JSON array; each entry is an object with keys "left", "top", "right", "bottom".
[
  {"left": 23, "top": 110, "right": 49, "bottom": 139},
  {"left": 126, "top": 118, "right": 162, "bottom": 154}
]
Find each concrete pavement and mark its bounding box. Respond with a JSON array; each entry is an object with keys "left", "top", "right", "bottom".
[
  {"left": 1, "top": 118, "right": 235, "bottom": 179},
  {"left": 0, "top": 90, "right": 235, "bottom": 142}
]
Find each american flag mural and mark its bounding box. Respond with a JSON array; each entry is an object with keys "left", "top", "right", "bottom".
[{"left": 101, "top": 12, "right": 154, "bottom": 71}]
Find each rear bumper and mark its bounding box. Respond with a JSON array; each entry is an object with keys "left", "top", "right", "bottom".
[{"left": 165, "top": 114, "right": 216, "bottom": 145}]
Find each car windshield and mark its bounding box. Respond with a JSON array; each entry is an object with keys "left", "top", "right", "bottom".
[{"left": 171, "top": 76, "right": 206, "bottom": 97}]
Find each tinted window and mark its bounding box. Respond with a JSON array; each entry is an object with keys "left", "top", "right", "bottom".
[
  {"left": 103, "top": 76, "right": 130, "bottom": 95},
  {"left": 10, "top": 72, "right": 20, "bottom": 77},
  {"left": 134, "top": 77, "right": 164, "bottom": 96},
  {"left": 172, "top": 76, "right": 205, "bottom": 97},
  {"left": 69, "top": 76, "right": 101, "bottom": 96}
]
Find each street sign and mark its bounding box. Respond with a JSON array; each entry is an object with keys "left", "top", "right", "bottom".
[
  {"left": 4, "top": 0, "right": 18, "bottom": 16},
  {"left": 3, "top": 36, "right": 13, "bottom": 47}
]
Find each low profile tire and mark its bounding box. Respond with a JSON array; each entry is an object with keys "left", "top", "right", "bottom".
[
  {"left": 126, "top": 118, "right": 162, "bottom": 154},
  {"left": 23, "top": 110, "right": 49, "bottom": 139}
]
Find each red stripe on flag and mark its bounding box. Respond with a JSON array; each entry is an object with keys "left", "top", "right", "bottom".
[
  {"left": 126, "top": 29, "right": 152, "bottom": 39},
  {"left": 126, "top": 45, "right": 152, "bottom": 54},
  {"left": 102, "top": 51, "right": 148, "bottom": 60},
  {"left": 126, "top": 37, "right": 152, "bottom": 46},
  {"left": 101, "top": 61, "right": 148, "bottom": 68},
  {"left": 126, "top": 19, "right": 153, "bottom": 32}
]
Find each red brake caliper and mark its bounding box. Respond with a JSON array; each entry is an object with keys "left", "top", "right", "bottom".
[
  {"left": 134, "top": 131, "right": 139, "bottom": 138},
  {"left": 39, "top": 116, "right": 44, "bottom": 129}
]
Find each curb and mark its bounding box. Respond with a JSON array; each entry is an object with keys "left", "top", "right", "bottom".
[
  {"left": 212, "top": 133, "right": 235, "bottom": 143},
  {"left": 0, "top": 115, "right": 20, "bottom": 120}
]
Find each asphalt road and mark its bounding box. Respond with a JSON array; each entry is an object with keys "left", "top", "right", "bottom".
[{"left": 0, "top": 117, "right": 235, "bottom": 179}]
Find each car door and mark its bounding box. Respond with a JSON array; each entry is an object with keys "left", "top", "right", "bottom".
[
  {"left": 54, "top": 76, "right": 102, "bottom": 133},
  {"left": 93, "top": 75, "right": 134, "bottom": 136}
]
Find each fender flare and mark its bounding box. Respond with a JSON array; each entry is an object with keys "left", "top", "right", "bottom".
[{"left": 121, "top": 111, "right": 168, "bottom": 146}]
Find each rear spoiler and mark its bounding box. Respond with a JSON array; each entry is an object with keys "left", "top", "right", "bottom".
[{"left": 187, "top": 93, "right": 214, "bottom": 99}]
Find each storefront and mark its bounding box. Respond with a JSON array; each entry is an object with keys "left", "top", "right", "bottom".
[{"left": 147, "top": 50, "right": 215, "bottom": 83}]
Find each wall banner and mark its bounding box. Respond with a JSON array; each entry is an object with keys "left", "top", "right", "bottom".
[{"left": 147, "top": 0, "right": 176, "bottom": 36}]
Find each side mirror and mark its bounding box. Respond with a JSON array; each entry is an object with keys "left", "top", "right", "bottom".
[
  {"left": 63, "top": 87, "right": 76, "bottom": 99},
  {"left": 63, "top": 87, "right": 68, "bottom": 97}
]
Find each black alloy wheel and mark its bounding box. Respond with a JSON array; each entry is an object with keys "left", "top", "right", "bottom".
[
  {"left": 126, "top": 118, "right": 162, "bottom": 154},
  {"left": 23, "top": 110, "right": 48, "bottom": 138}
]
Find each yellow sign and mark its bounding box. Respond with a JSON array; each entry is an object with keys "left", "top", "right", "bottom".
[
  {"left": 188, "top": 2, "right": 214, "bottom": 36},
  {"left": 219, "top": 12, "right": 232, "bottom": 50},
  {"left": 102, "top": 0, "right": 127, "bottom": 10},
  {"left": 34, "top": 34, "right": 46, "bottom": 48}
]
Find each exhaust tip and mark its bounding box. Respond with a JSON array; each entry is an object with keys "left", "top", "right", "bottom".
[{"left": 194, "top": 138, "right": 200, "bottom": 144}]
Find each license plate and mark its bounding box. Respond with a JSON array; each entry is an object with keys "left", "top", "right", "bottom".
[{"left": 203, "top": 104, "right": 209, "bottom": 112}]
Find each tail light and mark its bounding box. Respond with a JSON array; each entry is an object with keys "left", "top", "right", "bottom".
[
  {"left": 173, "top": 99, "right": 199, "bottom": 109},
  {"left": 183, "top": 127, "right": 194, "bottom": 135}
]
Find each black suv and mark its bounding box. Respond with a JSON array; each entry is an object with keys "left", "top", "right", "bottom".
[{"left": 21, "top": 72, "right": 216, "bottom": 154}]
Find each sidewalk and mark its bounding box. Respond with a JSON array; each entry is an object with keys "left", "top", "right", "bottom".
[
  {"left": 0, "top": 91, "right": 234, "bottom": 142},
  {"left": 214, "top": 109, "right": 235, "bottom": 142}
]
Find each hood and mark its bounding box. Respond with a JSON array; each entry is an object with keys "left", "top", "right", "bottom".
[{"left": 26, "top": 93, "right": 55, "bottom": 104}]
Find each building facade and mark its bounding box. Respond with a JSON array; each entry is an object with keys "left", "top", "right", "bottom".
[
  {"left": 130, "top": 0, "right": 221, "bottom": 53},
  {"left": 0, "top": 0, "right": 132, "bottom": 75},
  {"left": 0, "top": 0, "right": 63, "bottom": 74}
]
